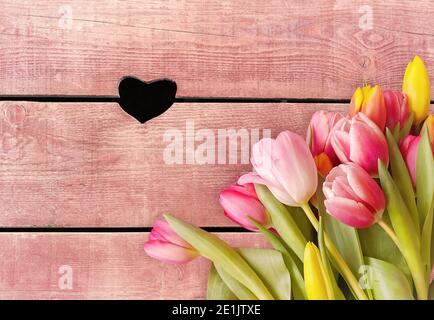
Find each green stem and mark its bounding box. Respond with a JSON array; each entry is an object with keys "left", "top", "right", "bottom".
[
  {"left": 377, "top": 219, "right": 401, "bottom": 251},
  {"left": 301, "top": 204, "right": 368, "bottom": 300}
]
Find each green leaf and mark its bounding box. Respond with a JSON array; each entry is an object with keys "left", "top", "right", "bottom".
[
  {"left": 286, "top": 206, "right": 315, "bottom": 242},
  {"left": 318, "top": 216, "right": 345, "bottom": 300},
  {"left": 249, "top": 218, "right": 306, "bottom": 300},
  {"left": 254, "top": 184, "right": 307, "bottom": 261},
  {"left": 378, "top": 160, "right": 428, "bottom": 299},
  {"left": 359, "top": 220, "right": 411, "bottom": 283},
  {"left": 399, "top": 112, "right": 414, "bottom": 142},
  {"left": 392, "top": 123, "right": 400, "bottom": 142},
  {"left": 214, "top": 264, "right": 258, "bottom": 300},
  {"left": 365, "top": 257, "right": 414, "bottom": 300},
  {"left": 417, "top": 129, "right": 434, "bottom": 275},
  {"left": 386, "top": 129, "right": 419, "bottom": 232},
  {"left": 164, "top": 214, "right": 274, "bottom": 300},
  {"left": 207, "top": 264, "right": 238, "bottom": 300},
  {"left": 317, "top": 177, "right": 364, "bottom": 279},
  {"left": 239, "top": 248, "right": 292, "bottom": 300}
]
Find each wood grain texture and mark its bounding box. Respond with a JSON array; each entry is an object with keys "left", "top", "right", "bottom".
[
  {"left": 0, "top": 101, "right": 347, "bottom": 227},
  {"left": 0, "top": 232, "right": 268, "bottom": 299},
  {"left": 0, "top": 0, "right": 433, "bottom": 97}
]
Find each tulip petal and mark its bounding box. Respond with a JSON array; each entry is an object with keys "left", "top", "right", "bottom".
[
  {"left": 331, "top": 130, "right": 351, "bottom": 163},
  {"left": 346, "top": 164, "right": 385, "bottom": 213},
  {"left": 350, "top": 117, "right": 389, "bottom": 175},
  {"left": 272, "top": 131, "right": 317, "bottom": 204},
  {"left": 151, "top": 219, "right": 191, "bottom": 247},
  {"left": 144, "top": 240, "right": 198, "bottom": 264},
  {"left": 251, "top": 138, "right": 280, "bottom": 186},
  {"left": 219, "top": 189, "right": 269, "bottom": 230},
  {"left": 324, "top": 197, "right": 375, "bottom": 228},
  {"left": 309, "top": 111, "right": 329, "bottom": 156},
  {"left": 238, "top": 172, "right": 298, "bottom": 206}
]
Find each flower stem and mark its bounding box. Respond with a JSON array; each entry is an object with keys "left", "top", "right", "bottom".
[
  {"left": 377, "top": 219, "right": 401, "bottom": 251},
  {"left": 301, "top": 203, "right": 368, "bottom": 300}
]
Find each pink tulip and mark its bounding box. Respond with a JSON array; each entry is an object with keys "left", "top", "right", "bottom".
[
  {"left": 399, "top": 135, "right": 421, "bottom": 187},
  {"left": 323, "top": 163, "right": 385, "bottom": 228},
  {"left": 307, "top": 111, "right": 344, "bottom": 165},
  {"left": 383, "top": 90, "right": 411, "bottom": 130},
  {"left": 331, "top": 113, "right": 389, "bottom": 176},
  {"left": 238, "top": 131, "right": 317, "bottom": 206},
  {"left": 144, "top": 218, "right": 199, "bottom": 264},
  {"left": 219, "top": 183, "right": 271, "bottom": 231}
]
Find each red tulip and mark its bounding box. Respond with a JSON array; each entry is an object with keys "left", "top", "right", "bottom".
[
  {"left": 219, "top": 183, "right": 271, "bottom": 231},
  {"left": 239, "top": 131, "right": 317, "bottom": 206},
  {"left": 144, "top": 218, "right": 199, "bottom": 264},
  {"left": 383, "top": 90, "right": 411, "bottom": 130},
  {"left": 331, "top": 113, "right": 389, "bottom": 176},
  {"left": 323, "top": 163, "right": 385, "bottom": 228},
  {"left": 349, "top": 85, "right": 387, "bottom": 131},
  {"left": 307, "top": 111, "right": 344, "bottom": 165}
]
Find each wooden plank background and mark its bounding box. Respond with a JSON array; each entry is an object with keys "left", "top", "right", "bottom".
[
  {"left": 0, "top": 101, "right": 346, "bottom": 227},
  {"left": 0, "top": 0, "right": 433, "bottom": 97},
  {"left": 1, "top": 0, "right": 434, "bottom": 299},
  {"left": 0, "top": 233, "right": 267, "bottom": 299}
]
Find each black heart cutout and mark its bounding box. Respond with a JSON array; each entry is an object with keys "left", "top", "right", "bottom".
[{"left": 118, "top": 77, "right": 177, "bottom": 123}]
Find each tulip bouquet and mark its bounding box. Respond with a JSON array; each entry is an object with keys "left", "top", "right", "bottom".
[{"left": 144, "top": 56, "right": 434, "bottom": 300}]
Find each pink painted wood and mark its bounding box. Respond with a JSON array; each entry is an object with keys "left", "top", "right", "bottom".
[
  {"left": 0, "top": 232, "right": 267, "bottom": 299},
  {"left": 0, "top": 0, "right": 433, "bottom": 97},
  {"left": 0, "top": 101, "right": 346, "bottom": 227}
]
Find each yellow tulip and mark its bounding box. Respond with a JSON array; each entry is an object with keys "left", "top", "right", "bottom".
[
  {"left": 402, "top": 56, "right": 431, "bottom": 125},
  {"left": 303, "top": 242, "right": 334, "bottom": 300}
]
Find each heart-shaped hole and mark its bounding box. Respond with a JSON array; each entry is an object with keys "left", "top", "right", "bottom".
[{"left": 118, "top": 77, "right": 177, "bottom": 123}]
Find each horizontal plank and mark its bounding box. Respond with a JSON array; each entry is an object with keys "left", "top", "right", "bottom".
[
  {"left": 0, "top": 232, "right": 267, "bottom": 299},
  {"left": 0, "top": 1, "right": 434, "bottom": 97},
  {"left": 0, "top": 101, "right": 347, "bottom": 227}
]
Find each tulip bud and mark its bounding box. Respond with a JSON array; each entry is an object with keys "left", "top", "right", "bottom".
[
  {"left": 331, "top": 113, "right": 389, "bottom": 176},
  {"left": 349, "top": 85, "right": 387, "bottom": 131},
  {"left": 402, "top": 56, "right": 430, "bottom": 125},
  {"left": 219, "top": 183, "right": 271, "bottom": 231},
  {"left": 307, "top": 111, "right": 343, "bottom": 165},
  {"left": 323, "top": 163, "right": 385, "bottom": 228},
  {"left": 304, "top": 242, "right": 334, "bottom": 300},
  {"left": 238, "top": 131, "right": 317, "bottom": 207},
  {"left": 383, "top": 90, "right": 411, "bottom": 130},
  {"left": 144, "top": 218, "right": 199, "bottom": 264}
]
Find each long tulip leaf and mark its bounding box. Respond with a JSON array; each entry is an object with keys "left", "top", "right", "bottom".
[
  {"left": 399, "top": 112, "right": 414, "bottom": 142},
  {"left": 359, "top": 220, "right": 411, "bottom": 283},
  {"left": 318, "top": 216, "right": 345, "bottom": 300},
  {"left": 417, "top": 129, "right": 434, "bottom": 276},
  {"left": 378, "top": 160, "right": 428, "bottom": 299},
  {"left": 239, "top": 248, "right": 292, "bottom": 300},
  {"left": 365, "top": 257, "right": 414, "bottom": 300},
  {"left": 286, "top": 205, "right": 315, "bottom": 242},
  {"left": 214, "top": 264, "right": 258, "bottom": 300},
  {"left": 207, "top": 264, "right": 238, "bottom": 300},
  {"left": 249, "top": 218, "right": 306, "bottom": 300},
  {"left": 164, "top": 214, "right": 274, "bottom": 300},
  {"left": 386, "top": 129, "right": 419, "bottom": 232},
  {"left": 254, "top": 184, "right": 307, "bottom": 261}
]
